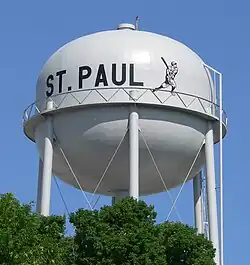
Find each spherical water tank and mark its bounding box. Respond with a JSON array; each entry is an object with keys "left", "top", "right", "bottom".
[{"left": 24, "top": 24, "right": 226, "bottom": 196}]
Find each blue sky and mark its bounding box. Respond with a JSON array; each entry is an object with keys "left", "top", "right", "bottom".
[{"left": 0, "top": 0, "right": 248, "bottom": 264}]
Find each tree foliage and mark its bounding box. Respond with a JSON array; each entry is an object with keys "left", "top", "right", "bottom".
[
  {"left": 70, "top": 197, "right": 216, "bottom": 265},
  {"left": 0, "top": 193, "right": 215, "bottom": 264},
  {"left": 0, "top": 193, "right": 72, "bottom": 265},
  {"left": 70, "top": 198, "right": 165, "bottom": 265}
]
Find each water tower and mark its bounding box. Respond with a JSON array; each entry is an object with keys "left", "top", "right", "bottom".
[{"left": 23, "top": 21, "right": 227, "bottom": 264}]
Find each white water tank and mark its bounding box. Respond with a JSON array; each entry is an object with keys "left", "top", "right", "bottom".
[{"left": 23, "top": 24, "right": 226, "bottom": 196}]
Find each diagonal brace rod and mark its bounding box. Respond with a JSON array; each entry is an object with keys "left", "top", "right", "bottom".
[
  {"left": 91, "top": 128, "right": 128, "bottom": 200},
  {"left": 140, "top": 128, "right": 182, "bottom": 222},
  {"left": 166, "top": 139, "right": 205, "bottom": 221},
  {"left": 59, "top": 145, "right": 93, "bottom": 211}
]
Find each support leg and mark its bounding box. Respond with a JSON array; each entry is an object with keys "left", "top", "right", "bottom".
[
  {"left": 128, "top": 90, "right": 139, "bottom": 200},
  {"left": 36, "top": 159, "right": 43, "bottom": 213},
  {"left": 193, "top": 171, "right": 203, "bottom": 234},
  {"left": 129, "top": 110, "right": 139, "bottom": 199},
  {"left": 39, "top": 114, "right": 53, "bottom": 216},
  {"left": 205, "top": 123, "right": 220, "bottom": 264},
  {"left": 37, "top": 100, "right": 54, "bottom": 216}
]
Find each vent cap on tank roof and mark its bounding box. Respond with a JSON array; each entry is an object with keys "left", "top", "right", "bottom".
[{"left": 117, "top": 23, "right": 135, "bottom": 30}]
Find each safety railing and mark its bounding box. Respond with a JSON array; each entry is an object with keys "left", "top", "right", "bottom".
[{"left": 23, "top": 87, "right": 228, "bottom": 126}]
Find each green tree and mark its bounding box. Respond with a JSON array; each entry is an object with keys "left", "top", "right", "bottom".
[
  {"left": 160, "top": 222, "right": 215, "bottom": 264},
  {"left": 0, "top": 193, "right": 73, "bottom": 265},
  {"left": 0, "top": 193, "right": 215, "bottom": 264},
  {"left": 70, "top": 197, "right": 216, "bottom": 265}
]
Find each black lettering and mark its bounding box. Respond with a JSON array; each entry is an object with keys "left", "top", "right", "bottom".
[
  {"left": 95, "top": 64, "right": 108, "bottom": 87},
  {"left": 56, "top": 70, "right": 67, "bottom": 93},
  {"left": 112, "top": 63, "right": 126, "bottom": 86},
  {"left": 79, "top": 66, "right": 92, "bottom": 89},
  {"left": 129, "top": 64, "right": 144, "bottom": 86},
  {"left": 46, "top": 75, "right": 54, "bottom": 97}
]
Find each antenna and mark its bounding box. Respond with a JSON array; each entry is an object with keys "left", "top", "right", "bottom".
[{"left": 135, "top": 16, "right": 139, "bottom": 30}]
